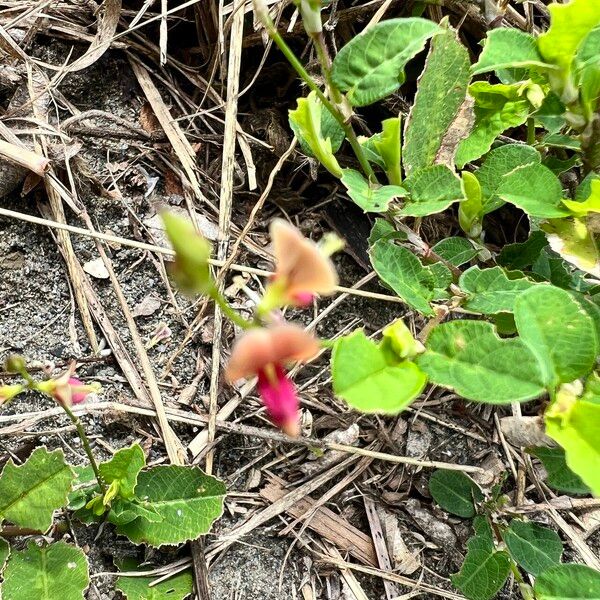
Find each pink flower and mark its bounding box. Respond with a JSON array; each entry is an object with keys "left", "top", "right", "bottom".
[
  {"left": 261, "top": 220, "right": 338, "bottom": 312},
  {"left": 37, "top": 363, "right": 101, "bottom": 407},
  {"left": 225, "top": 324, "right": 320, "bottom": 436}
]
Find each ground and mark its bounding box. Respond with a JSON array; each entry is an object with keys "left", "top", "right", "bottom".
[{"left": 0, "top": 2, "right": 598, "bottom": 600}]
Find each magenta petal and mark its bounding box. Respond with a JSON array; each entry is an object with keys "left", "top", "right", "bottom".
[
  {"left": 291, "top": 291, "right": 314, "bottom": 307},
  {"left": 257, "top": 365, "right": 300, "bottom": 436},
  {"left": 68, "top": 377, "right": 89, "bottom": 404}
]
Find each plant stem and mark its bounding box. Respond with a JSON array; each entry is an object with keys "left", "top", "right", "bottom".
[
  {"left": 266, "top": 20, "right": 377, "bottom": 180},
  {"left": 509, "top": 561, "right": 535, "bottom": 600},
  {"left": 62, "top": 404, "right": 107, "bottom": 494},
  {"left": 526, "top": 117, "right": 536, "bottom": 146},
  {"left": 208, "top": 285, "right": 253, "bottom": 330}
]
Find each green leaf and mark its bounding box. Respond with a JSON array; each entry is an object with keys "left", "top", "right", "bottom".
[
  {"left": 331, "top": 18, "right": 440, "bottom": 106},
  {"left": 458, "top": 171, "right": 484, "bottom": 236},
  {"left": 332, "top": 330, "right": 426, "bottom": 413},
  {"left": 0, "top": 537, "right": 9, "bottom": 573},
  {"left": 416, "top": 320, "right": 546, "bottom": 403},
  {"left": 289, "top": 92, "right": 343, "bottom": 177},
  {"left": 543, "top": 218, "right": 600, "bottom": 278},
  {"left": 368, "top": 218, "right": 405, "bottom": 246},
  {"left": 370, "top": 239, "right": 435, "bottom": 315},
  {"left": 99, "top": 443, "right": 145, "bottom": 500},
  {"left": 115, "top": 559, "right": 193, "bottom": 600},
  {"left": 534, "top": 564, "right": 600, "bottom": 600},
  {"left": 460, "top": 266, "right": 538, "bottom": 315},
  {"left": 472, "top": 28, "right": 550, "bottom": 75},
  {"left": 431, "top": 237, "right": 478, "bottom": 267},
  {"left": 1, "top": 541, "right": 89, "bottom": 600},
  {"left": 374, "top": 117, "right": 402, "bottom": 185},
  {"left": 545, "top": 389, "right": 600, "bottom": 496},
  {"left": 399, "top": 164, "right": 464, "bottom": 217},
  {"left": 575, "top": 26, "right": 600, "bottom": 119},
  {"left": 475, "top": 144, "right": 541, "bottom": 214},
  {"left": 0, "top": 447, "right": 74, "bottom": 531},
  {"left": 162, "top": 212, "right": 212, "bottom": 297},
  {"left": 403, "top": 27, "right": 471, "bottom": 174},
  {"left": 341, "top": 169, "right": 405, "bottom": 212},
  {"left": 504, "top": 520, "right": 562, "bottom": 576},
  {"left": 538, "top": 0, "right": 600, "bottom": 73},
  {"left": 498, "top": 231, "right": 548, "bottom": 270},
  {"left": 455, "top": 82, "right": 532, "bottom": 168},
  {"left": 109, "top": 498, "right": 162, "bottom": 526},
  {"left": 563, "top": 179, "right": 600, "bottom": 216},
  {"left": 429, "top": 470, "right": 482, "bottom": 518},
  {"left": 451, "top": 545, "right": 511, "bottom": 600},
  {"left": 528, "top": 446, "right": 591, "bottom": 495},
  {"left": 496, "top": 163, "right": 570, "bottom": 218},
  {"left": 514, "top": 286, "right": 597, "bottom": 386},
  {"left": 116, "top": 465, "right": 225, "bottom": 546},
  {"left": 67, "top": 466, "right": 97, "bottom": 511}
]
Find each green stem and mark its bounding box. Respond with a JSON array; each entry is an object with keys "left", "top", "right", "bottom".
[
  {"left": 526, "top": 117, "right": 536, "bottom": 146},
  {"left": 267, "top": 21, "right": 376, "bottom": 180},
  {"left": 509, "top": 561, "right": 535, "bottom": 600},
  {"left": 62, "top": 404, "right": 107, "bottom": 494},
  {"left": 208, "top": 285, "right": 254, "bottom": 330}
]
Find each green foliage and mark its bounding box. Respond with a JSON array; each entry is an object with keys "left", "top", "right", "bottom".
[
  {"left": 474, "top": 144, "right": 541, "bottom": 215},
  {"left": 458, "top": 171, "right": 483, "bottom": 237},
  {"left": 432, "top": 237, "right": 478, "bottom": 267},
  {"left": 331, "top": 18, "right": 440, "bottom": 106},
  {"left": 370, "top": 239, "right": 440, "bottom": 315},
  {"left": 99, "top": 443, "right": 146, "bottom": 501},
  {"left": 504, "top": 520, "right": 562, "bottom": 576},
  {"left": 115, "top": 559, "right": 193, "bottom": 600},
  {"left": 399, "top": 165, "right": 464, "bottom": 217},
  {"left": 538, "top": 0, "right": 600, "bottom": 74},
  {"left": 402, "top": 26, "right": 471, "bottom": 174},
  {"left": 373, "top": 117, "right": 402, "bottom": 185},
  {"left": 528, "top": 446, "right": 591, "bottom": 495},
  {"left": 0, "top": 541, "right": 89, "bottom": 600},
  {"left": 341, "top": 169, "right": 405, "bottom": 212},
  {"left": 534, "top": 564, "right": 600, "bottom": 599},
  {"left": 289, "top": 92, "right": 343, "bottom": 177},
  {"left": 417, "top": 320, "right": 546, "bottom": 403},
  {"left": 496, "top": 163, "right": 569, "bottom": 219},
  {"left": 451, "top": 533, "right": 511, "bottom": 600},
  {"left": 115, "top": 465, "right": 226, "bottom": 546},
  {"left": 460, "top": 266, "right": 537, "bottom": 315},
  {"left": 471, "top": 29, "right": 550, "bottom": 75},
  {"left": 429, "top": 470, "right": 482, "bottom": 518},
  {"left": 331, "top": 329, "right": 426, "bottom": 413},
  {"left": 545, "top": 382, "right": 600, "bottom": 496},
  {"left": 514, "top": 286, "right": 598, "bottom": 386},
  {"left": 0, "top": 447, "right": 74, "bottom": 531},
  {"left": 498, "top": 231, "right": 548, "bottom": 270},
  {"left": 162, "top": 212, "right": 212, "bottom": 297},
  {"left": 455, "top": 82, "right": 533, "bottom": 168}
]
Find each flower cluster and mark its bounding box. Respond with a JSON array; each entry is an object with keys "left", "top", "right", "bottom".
[{"left": 162, "top": 214, "right": 340, "bottom": 436}]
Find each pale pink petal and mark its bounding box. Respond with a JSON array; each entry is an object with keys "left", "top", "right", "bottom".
[
  {"left": 225, "top": 324, "right": 319, "bottom": 382},
  {"left": 257, "top": 365, "right": 300, "bottom": 437},
  {"left": 270, "top": 219, "right": 338, "bottom": 298}
]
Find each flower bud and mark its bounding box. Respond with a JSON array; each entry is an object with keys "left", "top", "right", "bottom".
[{"left": 4, "top": 355, "right": 26, "bottom": 374}]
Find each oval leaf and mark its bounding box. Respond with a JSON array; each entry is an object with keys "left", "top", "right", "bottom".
[
  {"left": 331, "top": 18, "right": 440, "bottom": 106},
  {"left": 534, "top": 564, "right": 600, "bottom": 600},
  {"left": 514, "top": 286, "right": 598, "bottom": 386},
  {"left": 0, "top": 447, "right": 74, "bottom": 531},
  {"left": 417, "top": 320, "right": 546, "bottom": 403},
  {"left": 504, "top": 520, "right": 563, "bottom": 576},
  {"left": 1, "top": 541, "right": 89, "bottom": 600},
  {"left": 332, "top": 330, "right": 426, "bottom": 413},
  {"left": 116, "top": 465, "right": 226, "bottom": 547},
  {"left": 429, "top": 470, "right": 482, "bottom": 518}
]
